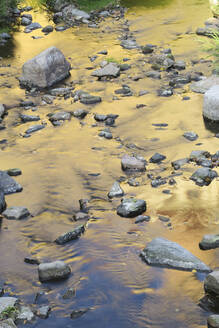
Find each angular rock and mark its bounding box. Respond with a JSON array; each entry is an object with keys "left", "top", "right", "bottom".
[
  {"left": 108, "top": 181, "right": 124, "bottom": 199},
  {"left": 200, "top": 234, "right": 219, "bottom": 250},
  {"left": 16, "top": 306, "right": 34, "bottom": 324},
  {"left": 140, "top": 237, "right": 211, "bottom": 272},
  {"left": 203, "top": 85, "right": 219, "bottom": 121},
  {"left": 55, "top": 225, "right": 85, "bottom": 244},
  {"left": 38, "top": 261, "right": 71, "bottom": 282},
  {"left": 171, "top": 158, "right": 189, "bottom": 170},
  {"left": 0, "top": 171, "right": 22, "bottom": 195},
  {"left": 208, "top": 315, "right": 219, "bottom": 328},
  {"left": 3, "top": 206, "right": 30, "bottom": 220},
  {"left": 72, "top": 109, "right": 88, "bottom": 119},
  {"left": 49, "top": 111, "right": 71, "bottom": 122},
  {"left": 149, "top": 153, "right": 166, "bottom": 163},
  {"left": 183, "top": 131, "right": 198, "bottom": 141},
  {"left": 204, "top": 271, "right": 219, "bottom": 296},
  {"left": 190, "top": 167, "right": 218, "bottom": 186},
  {"left": 20, "top": 47, "right": 71, "bottom": 89},
  {"left": 121, "top": 154, "right": 146, "bottom": 172},
  {"left": 190, "top": 75, "right": 219, "bottom": 94},
  {"left": 117, "top": 198, "right": 146, "bottom": 218},
  {"left": 120, "top": 39, "right": 139, "bottom": 49},
  {"left": 91, "top": 63, "right": 120, "bottom": 78}
]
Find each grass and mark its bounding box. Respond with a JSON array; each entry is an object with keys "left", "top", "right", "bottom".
[
  {"left": 199, "top": 31, "right": 219, "bottom": 74},
  {"left": 105, "top": 57, "right": 122, "bottom": 65},
  {"left": 0, "top": 306, "right": 18, "bottom": 320}
]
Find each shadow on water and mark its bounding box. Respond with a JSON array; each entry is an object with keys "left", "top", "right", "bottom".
[{"left": 121, "top": 0, "right": 173, "bottom": 8}]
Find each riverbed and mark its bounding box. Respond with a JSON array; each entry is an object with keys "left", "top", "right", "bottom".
[{"left": 0, "top": 0, "right": 218, "bottom": 327}]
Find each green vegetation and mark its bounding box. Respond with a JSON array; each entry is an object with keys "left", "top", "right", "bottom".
[
  {"left": 0, "top": 306, "right": 18, "bottom": 320},
  {"left": 211, "top": 4, "right": 219, "bottom": 17},
  {"left": 200, "top": 31, "right": 219, "bottom": 74},
  {"left": 105, "top": 57, "right": 122, "bottom": 65},
  {"left": 0, "top": 0, "right": 18, "bottom": 27}
]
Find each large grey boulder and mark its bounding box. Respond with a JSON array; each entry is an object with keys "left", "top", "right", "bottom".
[
  {"left": 140, "top": 237, "right": 211, "bottom": 272},
  {"left": 38, "top": 261, "right": 71, "bottom": 282},
  {"left": 117, "top": 198, "right": 146, "bottom": 218},
  {"left": 203, "top": 85, "right": 219, "bottom": 121},
  {"left": 0, "top": 171, "right": 22, "bottom": 195},
  {"left": 190, "top": 75, "right": 219, "bottom": 94},
  {"left": 91, "top": 63, "right": 120, "bottom": 78},
  {"left": 200, "top": 234, "right": 219, "bottom": 250},
  {"left": 204, "top": 271, "right": 219, "bottom": 296},
  {"left": 19, "top": 47, "right": 71, "bottom": 89},
  {"left": 2, "top": 207, "right": 30, "bottom": 220}
]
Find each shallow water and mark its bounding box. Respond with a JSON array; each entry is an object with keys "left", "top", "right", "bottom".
[{"left": 0, "top": 0, "right": 218, "bottom": 327}]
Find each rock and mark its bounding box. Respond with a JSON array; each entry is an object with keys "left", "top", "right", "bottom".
[
  {"left": 49, "top": 87, "right": 72, "bottom": 96},
  {"left": 151, "top": 178, "right": 167, "bottom": 188},
  {"left": 145, "top": 71, "right": 161, "bottom": 79},
  {"left": 140, "top": 237, "right": 211, "bottom": 272},
  {"left": 169, "top": 74, "right": 191, "bottom": 86},
  {"left": 73, "top": 212, "right": 89, "bottom": 221},
  {"left": 115, "top": 85, "right": 132, "bottom": 96},
  {"left": 157, "top": 88, "right": 173, "bottom": 97},
  {"left": 20, "top": 47, "right": 71, "bottom": 89},
  {"left": 42, "top": 95, "right": 54, "bottom": 104},
  {"left": 0, "top": 104, "right": 6, "bottom": 119},
  {"left": 117, "top": 198, "right": 146, "bottom": 218},
  {"left": 121, "top": 154, "right": 146, "bottom": 172},
  {"left": 94, "top": 114, "right": 107, "bottom": 122},
  {"left": 174, "top": 60, "right": 186, "bottom": 70},
  {"left": 189, "top": 150, "right": 210, "bottom": 162},
  {"left": 0, "top": 319, "right": 17, "bottom": 328},
  {"left": 149, "top": 153, "right": 166, "bottom": 163},
  {"left": 0, "top": 191, "right": 6, "bottom": 214},
  {"left": 42, "top": 25, "right": 53, "bottom": 33},
  {"left": 55, "top": 25, "right": 68, "bottom": 32},
  {"left": 38, "top": 261, "right": 71, "bottom": 282},
  {"left": 135, "top": 215, "right": 150, "bottom": 223},
  {"left": 53, "top": 0, "right": 69, "bottom": 12},
  {"left": 62, "top": 5, "right": 90, "bottom": 22},
  {"left": 55, "top": 225, "right": 85, "bottom": 244},
  {"left": 190, "top": 75, "right": 219, "bottom": 94},
  {"left": 0, "top": 171, "right": 22, "bottom": 195},
  {"left": 203, "top": 85, "right": 219, "bottom": 121},
  {"left": 208, "top": 315, "right": 219, "bottom": 328},
  {"left": 36, "top": 306, "right": 51, "bottom": 319},
  {"left": 24, "top": 22, "right": 42, "bottom": 32},
  {"left": 24, "top": 257, "right": 40, "bottom": 265},
  {"left": 79, "top": 93, "right": 101, "bottom": 105},
  {"left": 62, "top": 287, "right": 76, "bottom": 299},
  {"left": 199, "top": 234, "right": 219, "bottom": 250},
  {"left": 49, "top": 111, "right": 71, "bottom": 122},
  {"left": 72, "top": 109, "right": 88, "bottom": 119},
  {"left": 0, "top": 298, "right": 18, "bottom": 315},
  {"left": 16, "top": 306, "right": 34, "bottom": 324},
  {"left": 150, "top": 53, "right": 175, "bottom": 70},
  {"left": 142, "top": 44, "right": 154, "bottom": 54},
  {"left": 20, "top": 114, "right": 40, "bottom": 122},
  {"left": 21, "top": 17, "right": 32, "bottom": 26},
  {"left": 108, "top": 181, "right": 124, "bottom": 198},
  {"left": 98, "top": 130, "right": 112, "bottom": 139},
  {"left": 70, "top": 309, "right": 89, "bottom": 319},
  {"left": 3, "top": 207, "right": 30, "bottom": 220},
  {"left": 183, "top": 131, "right": 198, "bottom": 141},
  {"left": 91, "top": 63, "right": 120, "bottom": 78},
  {"left": 120, "top": 39, "right": 139, "bottom": 49},
  {"left": 79, "top": 199, "right": 90, "bottom": 213},
  {"left": 204, "top": 271, "right": 219, "bottom": 296},
  {"left": 171, "top": 158, "right": 189, "bottom": 170},
  {"left": 25, "top": 125, "right": 45, "bottom": 134},
  {"left": 190, "top": 167, "right": 218, "bottom": 186}
]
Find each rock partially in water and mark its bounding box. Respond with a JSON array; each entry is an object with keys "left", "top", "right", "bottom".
[
  {"left": 55, "top": 225, "right": 85, "bottom": 244},
  {"left": 141, "top": 44, "right": 154, "bottom": 54},
  {"left": 135, "top": 215, "right": 150, "bottom": 223},
  {"left": 49, "top": 111, "right": 71, "bottom": 122},
  {"left": 190, "top": 75, "right": 219, "bottom": 94},
  {"left": 190, "top": 167, "right": 218, "bottom": 186},
  {"left": 108, "top": 181, "right": 124, "bottom": 199},
  {"left": 72, "top": 109, "right": 88, "bottom": 119},
  {"left": 149, "top": 152, "right": 166, "bottom": 163},
  {"left": 121, "top": 154, "right": 146, "bottom": 172},
  {"left": 42, "top": 25, "right": 53, "bottom": 33},
  {"left": 208, "top": 315, "right": 219, "bottom": 328},
  {"left": 25, "top": 124, "right": 45, "bottom": 135},
  {"left": 145, "top": 71, "right": 161, "bottom": 79},
  {"left": 120, "top": 39, "right": 139, "bottom": 49},
  {"left": 140, "top": 237, "right": 211, "bottom": 272},
  {"left": 98, "top": 129, "right": 112, "bottom": 139},
  {"left": 91, "top": 63, "right": 120, "bottom": 78},
  {"left": 36, "top": 305, "right": 51, "bottom": 319},
  {"left": 0, "top": 191, "right": 6, "bottom": 214},
  {"left": 70, "top": 308, "right": 89, "bottom": 319},
  {"left": 171, "top": 158, "right": 189, "bottom": 170},
  {"left": 203, "top": 85, "right": 219, "bottom": 121},
  {"left": 20, "top": 47, "right": 71, "bottom": 89},
  {"left": 0, "top": 297, "right": 18, "bottom": 315},
  {"left": 0, "top": 319, "right": 17, "bottom": 328},
  {"left": 20, "top": 114, "right": 40, "bottom": 123},
  {"left": 62, "top": 5, "right": 90, "bottom": 23},
  {"left": 24, "top": 22, "right": 42, "bottom": 33},
  {"left": 183, "top": 131, "right": 198, "bottom": 141},
  {"left": 16, "top": 306, "right": 35, "bottom": 324},
  {"left": 189, "top": 150, "right": 210, "bottom": 162},
  {"left": 38, "top": 261, "right": 71, "bottom": 282},
  {"left": 117, "top": 198, "right": 146, "bottom": 218},
  {"left": 79, "top": 93, "right": 101, "bottom": 105},
  {"left": 3, "top": 206, "right": 30, "bottom": 220},
  {"left": 200, "top": 234, "right": 219, "bottom": 250},
  {"left": 0, "top": 104, "right": 6, "bottom": 119},
  {"left": 0, "top": 171, "right": 22, "bottom": 195},
  {"left": 204, "top": 271, "right": 219, "bottom": 296}
]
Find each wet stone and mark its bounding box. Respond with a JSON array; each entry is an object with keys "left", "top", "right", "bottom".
[
  {"left": 42, "top": 25, "right": 53, "bottom": 33},
  {"left": 94, "top": 114, "right": 107, "bottom": 122},
  {"left": 72, "top": 109, "right": 88, "bottom": 119},
  {"left": 25, "top": 124, "right": 45, "bottom": 134},
  {"left": 55, "top": 225, "right": 85, "bottom": 245},
  {"left": 208, "top": 315, "right": 219, "bottom": 328},
  {"left": 91, "top": 63, "right": 120, "bottom": 78},
  {"left": 151, "top": 178, "right": 167, "bottom": 188},
  {"left": 36, "top": 305, "right": 51, "bottom": 319},
  {"left": 157, "top": 88, "right": 173, "bottom": 97},
  {"left": 24, "top": 22, "right": 42, "bottom": 32},
  {"left": 146, "top": 71, "right": 161, "bottom": 79},
  {"left": 141, "top": 44, "right": 154, "bottom": 54},
  {"left": 3, "top": 207, "right": 30, "bottom": 220},
  {"left": 49, "top": 111, "right": 71, "bottom": 122},
  {"left": 171, "top": 158, "right": 189, "bottom": 170},
  {"left": 98, "top": 129, "right": 112, "bottom": 139},
  {"left": 0, "top": 171, "right": 22, "bottom": 195},
  {"left": 203, "top": 85, "right": 219, "bottom": 121},
  {"left": 199, "top": 234, "right": 219, "bottom": 250},
  {"left": 183, "top": 131, "right": 198, "bottom": 141},
  {"left": 72, "top": 212, "right": 89, "bottom": 221},
  {"left": 0, "top": 319, "right": 17, "bottom": 328},
  {"left": 24, "top": 257, "right": 40, "bottom": 265},
  {"left": 190, "top": 167, "right": 218, "bottom": 186},
  {"left": 120, "top": 39, "right": 139, "bottom": 49},
  {"left": 108, "top": 181, "right": 124, "bottom": 199},
  {"left": 70, "top": 309, "right": 89, "bottom": 319},
  {"left": 79, "top": 199, "right": 90, "bottom": 213},
  {"left": 117, "top": 198, "right": 146, "bottom": 218},
  {"left": 128, "top": 177, "right": 140, "bottom": 186},
  {"left": 79, "top": 93, "right": 101, "bottom": 105},
  {"left": 140, "top": 237, "right": 211, "bottom": 272},
  {"left": 190, "top": 75, "right": 219, "bottom": 94},
  {"left": 174, "top": 60, "right": 186, "bottom": 70},
  {"left": 189, "top": 150, "right": 210, "bottom": 162},
  {"left": 16, "top": 306, "right": 35, "bottom": 324},
  {"left": 121, "top": 154, "right": 146, "bottom": 172},
  {"left": 204, "top": 271, "right": 219, "bottom": 296},
  {"left": 149, "top": 152, "right": 166, "bottom": 164},
  {"left": 20, "top": 114, "right": 40, "bottom": 123},
  {"left": 38, "top": 261, "right": 71, "bottom": 282},
  {"left": 62, "top": 287, "right": 76, "bottom": 299},
  {"left": 158, "top": 215, "right": 170, "bottom": 222},
  {"left": 135, "top": 215, "right": 150, "bottom": 224},
  {"left": 50, "top": 87, "right": 72, "bottom": 96}
]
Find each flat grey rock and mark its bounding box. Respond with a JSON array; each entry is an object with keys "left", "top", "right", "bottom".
[
  {"left": 200, "top": 234, "right": 219, "bottom": 250},
  {"left": 117, "top": 198, "right": 146, "bottom": 218},
  {"left": 190, "top": 75, "right": 219, "bottom": 94},
  {"left": 120, "top": 39, "right": 139, "bottom": 49},
  {"left": 38, "top": 260, "right": 71, "bottom": 282},
  {"left": 140, "top": 237, "right": 211, "bottom": 272},
  {"left": 0, "top": 171, "right": 22, "bottom": 195},
  {"left": 91, "top": 63, "right": 120, "bottom": 78},
  {"left": 108, "top": 181, "right": 124, "bottom": 198},
  {"left": 36, "top": 305, "right": 51, "bottom": 319},
  {"left": 72, "top": 109, "right": 88, "bottom": 119},
  {"left": 20, "top": 47, "right": 71, "bottom": 89},
  {"left": 149, "top": 152, "right": 166, "bottom": 163},
  {"left": 49, "top": 87, "right": 72, "bottom": 96},
  {"left": 190, "top": 167, "right": 218, "bottom": 186},
  {"left": 79, "top": 93, "right": 101, "bottom": 105},
  {"left": 121, "top": 154, "right": 146, "bottom": 172},
  {"left": 3, "top": 206, "right": 30, "bottom": 220},
  {"left": 16, "top": 306, "right": 35, "bottom": 324},
  {"left": 20, "top": 114, "right": 40, "bottom": 122},
  {"left": 183, "top": 131, "right": 198, "bottom": 141}
]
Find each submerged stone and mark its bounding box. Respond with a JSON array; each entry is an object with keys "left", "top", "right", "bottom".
[
  {"left": 140, "top": 237, "right": 211, "bottom": 272},
  {"left": 204, "top": 271, "right": 219, "bottom": 296},
  {"left": 117, "top": 198, "right": 146, "bottom": 218}
]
